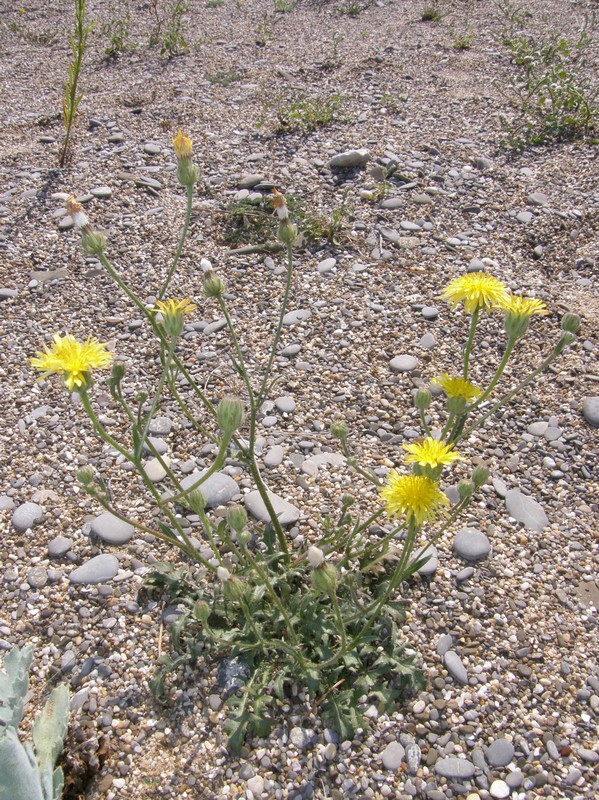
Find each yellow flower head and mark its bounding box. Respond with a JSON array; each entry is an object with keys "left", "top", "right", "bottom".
[
  {"left": 403, "top": 437, "right": 462, "bottom": 468},
  {"left": 381, "top": 472, "right": 449, "bottom": 527},
  {"left": 433, "top": 373, "right": 483, "bottom": 402},
  {"left": 31, "top": 334, "right": 114, "bottom": 391},
  {"left": 501, "top": 295, "right": 548, "bottom": 318},
  {"left": 154, "top": 298, "right": 197, "bottom": 318},
  {"left": 173, "top": 130, "right": 193, "bottom": 161},
  {"left": 441, "top": 272, "right": 509, "bottom": 314}
]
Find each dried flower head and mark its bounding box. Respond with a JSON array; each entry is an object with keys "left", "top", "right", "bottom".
[
  {"left": 403, "top": 437, "right": 462, "bottom": 468},
  {"left": 381, "top": 472, "right": 449, "bottom": 526},
  {"left": 441, "top": 272, "right": 508, "bottom": 314},
  {"left": 31, "top": 333, "right": 114, "bottom": 391},
  {"left": 433, "top": 373, "right": 483, "bottom": 402},
  {"left": 271, "top": 188, "right": 289, "bottom": 220},
  {"left": 66, "top": 194, "right": 89, "bottom": 229}
]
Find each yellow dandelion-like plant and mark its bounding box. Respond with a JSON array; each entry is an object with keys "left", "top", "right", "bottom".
[
  {"left": 31, "top": 334, "right": 114, "bottom": 390},
  {"left": 154, "top": 298, "right": 197, "bottom": 318},
  {"left": 501, "top": 295, "right": 548, "bottom": 318},
  {"left": 433, "top": 373, "right": 483, "bottom": 402},
  {"left": 403, "top": 437, "right": 462, "bottom": 468},
  {"left": 441, "top": 272, "right": 509, "bottom": 314},
  {"left": 173, "top": 130, "right": 193, "bottom": 161},
  {"left": 381, "top": 472, "right": 449, "bottom": 527}
]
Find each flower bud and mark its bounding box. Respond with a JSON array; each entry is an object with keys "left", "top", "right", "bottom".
[
  {"left": 81, "top": 229, "right": 107, "bottom": 256},
  {"left": 193, "top": 600, "right": 210, "bottom": 623},
  {"left": 341, "top": 494, "right": 355, "bottom": 509},
  {"left": 447, "top": 395, "right": 467, "bottom": 414},
  {"left": 238, "top": 530, "right": 252, "bottom": 547},
  {"left": 555, "top": 332, "right": 576, "bottom": 355},
  {"left": 217, "top": 397, "right": 245, "bottom": 434},
  {"left": 277, "top": 219, "right": 297, "bottom": 246},
  {"left": 203, "top": 270, "right": 225, "bottom": 298},
  {"left": 177, "top": 161, "right": 200, "bottom": 188},
  {"left": 472, "top": 465, "right": 490, "bottom": 488},
  {"left": 560, "top": 313, "right": 580, "bottom": 334},
  {"left": 173, "top": 130, "right": 193, "bottom": 161},
  {"left": 185, "top": 488, "right": 206, "bottom": 515},
  {"left": 311, "top": 563, "right": 339, "bottom": 595},
  {"left": 77, "top": 466, "right": 95, "bottom": 486},
  {"left": 223, "top": 576, "right": 246, "bottom": 602},
  {"left": 227, "top": 505, "right": 248, "bottom": 534},
  {"left": 415, "top": 389, "right": 432, "bottom": 412},
  {"left": 331, "top": 420, "right": 348, "bottom": 440},
  {"left": 458, "top": 480, "right": 474, "bottom": 501},
  {"left": 110, "top": 362, "right": 126, "bottom": 384},
  {"left": 504, "top": 311, "right": 530, "bottom": 340},
  {"left": 307, "top": 545, "right": 325, "bottom": 568}
]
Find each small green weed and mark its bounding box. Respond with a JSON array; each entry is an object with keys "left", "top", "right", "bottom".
[
  {"left": 337, "top": 0, "right": 371, "bottom": 17},
  {"left": 270, "top": 93, "right": 345, "bottom": 134},
  {"left": 206, "top": 0, "right": 224, "bottom": 6},
  {"left": 102, "top": 9, "right": 130, "bottom": 59},
  {"left": 453, "top": 31, "right": 474, "bottom": 50},
  {"left": 60, "top": 0, "right": 93, "bottom": 167},
  {"left": 421, "top": 4, "right": 444, "bottom": 23},
  {"left": 8, "top": 21, "right": 60, "bottom": 46},
  {"left": 497, "top": 2, "right": 597, "bottom": 148},
  {"left": 274, "top": 0, "right": 296, "bottom": 11},
  {"left": 206, "top": 69, "right": 245, "bottom": 86},
  {"left": 256, "top": 14, "right": 275, "bottom": 46},
  {"left": 149, "top": 0, "right": 190, "bottom": 57}
]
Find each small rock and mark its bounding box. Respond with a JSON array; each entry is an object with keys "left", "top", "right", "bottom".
[
  {"left": 487, "top": 738, "right": 515, "bottom": 767},
  {"left": 317, "top": 257, "right": 336, "bottom": 274},
  {"left": 420, "top": 332, "right": 436, "bottom": 350},
  {"left": 12, "top": 502, "right": 43, "bottom": 532},
  {"left": 289, "top": 726, "right": 316, "bottom": 749},
  {"left": 489, "top": 780, "right": 510, "bottom": 799},
  {"left": 421, "top": 306, "right": 439, "bottom": 320},
  {"left": 434, "top": 757, "right": 476, "bottom": 779},
  {"left": 282, "top": 309, "right": 311, "bottom": 326},
  {"left": 473, "top": 156, "right": 492, "bottom": 170},
  {"left": 48, "top": 536, "right": 73, "bottom": 558},
  {"left": 444, "top": 650, "right": 469, "bottom": 684},
  {"left": 527, "top": 192, "right": 548, "bottom": 206},
  {"left": 26, "top": 567, "right": 48, "bottom": 589},
  {"left": 436, "top": 634, "right": 453, "bottom": 656},
  {"left": 144, "top": 456, "right": 169, "bottom": 483},
  {"left": 247, "top": 776, "right": 264, "bottom": 796},
  {"left": 329, "top": 149, "right": 370, "bottom": 169},
  {"left": 238, "top": 173, "right": 264, "bottom": 189},
  {"left": 390, "top": 354, "right": 418, "bottom": 373},
  {"left": 69, "top": 555, "right": 120, "bottom": 585},
  {"left": 169, "top": 471, "right": 239, "bottom": 509},
  {"left": 264, "top": 446, "right": 284, "bottom": 467},
  {"left": 381, "top": 741, "right": 405, "bottom": 771},
  {"left": 516, "top": 211, "right": 533, "bottom": 224},
  {"left": 582, "top": 396, "right": 599, "bottom": 428},
  {"left": 405, "top": 742, "right": 421, "bottom": 775},
  {"left": 90, "top": 512, "right": 135, "bottom": 545},
  {"left": 274, "top": 396, "right": 296, "bottom": 413},
  {"left": 90, "top": 186, "right": 112, "bottom": 198},
  {"left": 244, "top": 490, "right": 300, "bottom": 526},
  {"left": 143, "top": 142, "right": 162, "bottom": 155},
  {"left": 505, "top": 489, "right": 548, "bottom": 531},
  {"left": 454, "top": 528, "right": 491, "bottom": 561}
]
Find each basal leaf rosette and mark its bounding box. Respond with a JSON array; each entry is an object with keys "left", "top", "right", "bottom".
[{"left": 31, "top": 333, "right": 114, "bottom": 391}]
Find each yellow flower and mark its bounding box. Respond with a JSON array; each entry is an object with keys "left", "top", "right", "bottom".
[
  {"left": 31, "top": 334, "right": 113, "bottom": 390},
  {"left": 441, "top": 272, "right": 509, "bottom": 314},
  {"left": 403, "top": 437, "right": 462, "bottom": 468},
  {"left": 154, "top": 298, "right": 197, "bottom": 318},
  {"left": 433, "top": 373, "right": 482, "bottom": 401},
  {"left": 500, "top": 295, "right": 548, "bottom": 317},
  {"left": 173, "top": 130, "right": 193, "bottom": 161},
  {"left": 381, "top": 472, "right": 449, "bottom": 526}
]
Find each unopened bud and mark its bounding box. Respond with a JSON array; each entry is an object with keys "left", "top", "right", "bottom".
[
  {"left": 110, "top": 362, "right": 126, "bottom": 384},
  {"left": 341, "top": 494, "right": 355, "bottom": 509},
  {"left": 447, "top": 396, "right": 467, "bottom": 414},
  {"left": 277, "top": 219, "right": 297, "bottom": 246},
  {"left": 185, "top": 488, "right": 206, "bottom": 515},
  {"left": 311, "top": 563, "right": 339, "bottom": 595},
  {"left": 217, "top": 397, "right": 245, "bottom": 434},
  {"left": 227, "top": 505, "right": 248, "bottom": 534},
  {"left": 223, "top": 575, "right": 246, "bottom": 602},
  {"left": 331, "top": 420, "right": 349, "bottom": 440},
  {"left": 458, "top": 480, "right": 474, "bottom": 501},
  {"left": 177, "top": 161, "right": 199, "bottom": 188},
  {"left": 472, "top": 465, "right": 490, "bottom": 488},
  {"left": 415, "top": 389, "right": 432, "bottom": 411},
  {"left": 560, "top": 313, "right": 580, "bottom": 334},
  {"left": 193, "top": 600, "right": 210, "bottom": 623},
  {"left": 504, "top": 312, "right": 530, "bottom": 340},
  {"left": 555, "top": 332, "right": 576, "bottom": 354},
  {"left": 77, "top": 466, "right": 95, "bottom": 486},
  {"left": 203, "top": 270, "right": 225, "bottom": 298},
  {"left": 81, "top": 229, "right": 107, "bottom": 256},
  {"left": 307, "top": 545, "right": 325, "bottom": 568}
]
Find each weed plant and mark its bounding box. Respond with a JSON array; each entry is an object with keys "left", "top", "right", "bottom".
[
  {"left": 421, "top": 4, "right": 444, "bottom": 23},
  {"left": 102, "top": 8, "right": 131, "bottom": 60},
  {"left": 498, "top": 1, "right": 597, "bottom": 148},
  {"left": 149, "top": 0, "right": 190, "bottom": 57},
  {"left": 31, "top": 134, "right": 581, "bottom": 751},
  {"left": 265, "top": 93, "right": 346, "bottom": 134},
  {"left": 60, "top": 0, "right": 93, "bottom": 167}
]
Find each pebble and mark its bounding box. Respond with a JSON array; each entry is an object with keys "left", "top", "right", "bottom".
[
  {"left": 577, "top": 747, "right": 599, "bottom": 763},
  {"left": 436, "top": 634, "right": 453, "bottom": 656},
  {"left": 443, "top": 650, "right": 469, "bottom": 684},
  {"left": 90, "top": 186, "right": 112, "bottom": 198},
  {"left": 415, "top": 545, "right": 438, "bottom": 575},
  {"left": 489, "top": 780, "right": 510, "bottom": 799},
  {"left": 421, "top": 306, "right": 439, "bottom": 320},
  {"left": 144, "top": 456, "right": 168, "bottom": 483},
  {"left": 238, "top": 173, "right": 264, "bottom": 189},
  {"left": 390, "top": 354, "right": 418, "bottom": 373},
  {"left": 26, "top": 566, "right": 48, "bottom": 589},
  {"left": 381, "top": 741, "right": 405, "bottom": 770},
  {"left": 582, "top": 396, "right": 599, "bottom": 428},
  {"left": 143, "top": 142, "right": 162, "bottom": 155},
  {"left": 380, "top": 198, "right": 402, "bottom": 209},
  {"left": 148, "top": 416, "right": 172, "bottom": 435},
  {"left": 264, "top": 445, "right": 284, "bottom": 467},
  {"left": 283, "top": 309, "right": 311, "bottom": 326},
  {"left": 317, "top": 257, "right": 336, "bottom": 274},
  {"left": 516, "top": 211, "right": 533, "bottom": 223},
  {"left": 12, "top": 502, "right": 43, "bottom": 531},
  {"left": 274, "top": 396, "right": 296, "bottom": 413},
  {"left": 171, "top": 471, "right": 238, "bottom": 509},
  {"left": 69, "top": 555, "right": 120, "bottom": 585},
  {"left": 329, "top": 148, "right": 370, "bottom": 169},
  {"left": 504, "top": 489, "right": 549, "bottom": 531},
  {"left": 434, "top": 757, "right": 476, "bottom": 779},
  {"left": 527, "top": 191, "right": 548, "bottom": 206},
  {"left": 487, "top": 738, "right": 514, "bottom": 767},
  {"left": 405, "top": 742, "right": 421, "bottom": 775},
  {"left": 456, "top": 566, "right": 475, "bottom": 582},
  {"left": 0, "top": 289, "right": 18, "bottom": 301},
  {"left": 505, "top": 771, "right": 524, "bottom": 789},
  {"left": 244, "top": 490, "right": 300, "bottom": 525},
  {"left": 48, "top": 536, "right": 73, "bottom": 557},
  {"left": 289, "top": 726, "right": 316, "bottom": 749},
  {"left": 420, "top": 332, "right": 436, "bottom": 349},
  {"left": 91, "top": 512, "right": 135, "bottom": 545},
  {"left": 247, "top": 776, "right": 264, "bottom": 796},
  {"left": 454, "top": 528, "right": 491, "bottom": 561}
]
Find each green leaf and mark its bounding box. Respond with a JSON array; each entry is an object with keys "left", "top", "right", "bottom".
[{"left": 32, "top": 685, "right": 69, "bottom": 800}]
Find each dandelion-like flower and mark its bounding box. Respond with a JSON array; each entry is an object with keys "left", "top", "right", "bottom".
[
  {"left": 433, "top": 373, "right": 483, "bottom": 402},
  {"left": 31, "top": 333, "right": 114, "bottom": 390},
  {"left": 173, "top": 130, "right": 193, "bottom": 161},
  {"left": 441, "top": 272, "right": 509, "bottom": 314},
  {"left": 381, "top": 472, "right": 449, "bottom": 526},
  {"left": 154, "top": 298, "right": 197, "bottom": 318},
  {"left": 501, "top": 295, "right": 548, "bottom": 317},
  {"left": 403, "top": 437, "right": 462, "bottom": 468}
]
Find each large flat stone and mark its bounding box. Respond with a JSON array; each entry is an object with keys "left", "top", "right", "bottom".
[{"left": 244, "top": 490, "right": 300, "bottom": 526}]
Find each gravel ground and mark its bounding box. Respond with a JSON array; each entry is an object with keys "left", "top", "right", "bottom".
[{"left": 0, "top": 1, "right": 598, "bottom": 799}]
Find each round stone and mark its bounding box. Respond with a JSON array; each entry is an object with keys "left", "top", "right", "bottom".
[
  {"left": 454, "top": 528, "right": 491, "bottom": 561},
  {"left": 390, "top": 354, "right": 418, "bottom": 373},
  {"left": 144, "top": 457, "right": 169, "bottom": 483},
  {"left": 148, "top": 416, "right": 172, "bottom": 435},
  {"left": 420, "top": 332, "right": 436, "bottom": 349},
  {"left": 90, "top": 512, "right": 135, "bottom": 545},
  {"left": 69, "top": 554, "right": 120, "bottom": 585},
  {"left": 12, "top": 502, "right": 43, "bottom": 532},
  {"left": 421, "top": 306, "right": 439, "bottom": 320},
  {"left": 381, "top": 741, "right": 405, "bottom": 770},
  {"left": 143, "top": 142, "right": 162, "bottom": 155},
  {"left": 582, "top": 396, "right": 599, "bottom": 428},
  {"left": 516, "top": 211, "right": 533, "bottom": 223},
  {"left": 527, "top": 191, "right": 548, "bottom": 206},
  {"left": 264, "top": 445, "right": 284, "bottom": 467},
  {"left": 274, "top": 396, "right": 296, "bottom": 413},
  {"left": 317, "top": 257, "right": 336, "bottom": 274},
  {"left": 444, "top": 650, "right": 469, "bottom": 685},
  {"left": 489, "top": 780, "right": 510, "bottom": 799},
  {"left": 434, "top": 757, "right": 476, "bottom": 779},
  {"left": 488, "top": 738, "right": 515, "bottom": 767},
  {"left": 48, "top": 536, "right": 73, "bottom": 558},
  {"left": 26, "top": 567, "right": 48, "bottom": 589},
  {"left": 505, "top": 489, "right": 548, "bottom": 532}
]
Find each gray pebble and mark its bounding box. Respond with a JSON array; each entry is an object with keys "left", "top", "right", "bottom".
[
  {"left": 419, "top": 332, "right": 436, "bottom": 350},
  {"left": 582, "top": 396, "right": 599, "bottom": 428},
  {"left": 381, "top": 741, "right": 405, "bottom": 770},
  {"left": 69, "top": 555, "right": 120, "bottom": 585},
  {"left": 264, "top": 445, "right": 284, "bottom": 467},
  {"left": 0, "top": 495, "right": 15, "bottom": 511},
  {"left": 148, "top": 416, "right": 172, "bottom": 435},
  {"left": 505, "top": 771, "right": 524, "bottom": 789},
  {"left": 317, "top": 257, "right": 336, "bottom": 274},
  {"left": 456, "top": 566, "right": 475, "bottom": 582},
  {"left": 516, "top": 211, "right": 533, "bottom": 223},
  {"left": 244, "top": 490, "right": 299, "bottom": 526},
  {"left": 528, "top": 192, "right": 548, "bottom": 206},
  {"left": 90, "top": 186, "right": 112, "bottom": 198},
  {"left": 421, "top": 306, "right": 439, "bottom": 320},
  {"left": 143, "top": 142, "right": 162, "bottom": 155},
  {"left": 12, "top": 502, "right": 43, "bottom": 532},
  {"left": 434, "top": 757, "right": 476, "bottom": 779},
  {"left": 282, "top": 309, "right": 311, "bottom": 326},
  {"left": 405, "top": 742, "right": 421, "bottom": 775},
  {"left": 91, "top": 512, "right": 135, "bottom": 545},
  {"left": 170, "top": 471, "right": 238, "bottom": 509},
  {"left": 329, "top": 149, "right": 370, "bottom": 169},
  {"left": 289, "top": 726, "right": 316, "bottom": 749},
  {"left": 238, "top": 173, "right": 264, "bottom": 189},
  {"left": 26, "top": 567, "right": 48, "bottom": 589},
  {"left": 505, "top": 489, "right": 548, "bottom": 532},
  {"left": 443, "top": 650, "right": 469, "bottom": 684},
  {"left": 436, "top": 634, "right": 453, "bottom": 656},
  {"left": 48, "top": 536, "right": 73, "bottom": 557},
  {"left": 487, "top": 738, "right": 515, "bottom": 767},
  {"left": 390, "top": 354, "right": 418, "bottom": 373},
  {"left": 454, "top": 528, "right": 491, "bottom": 561},
  {"left": 275, "top": 396, "right": 296, "bottom": 413}
]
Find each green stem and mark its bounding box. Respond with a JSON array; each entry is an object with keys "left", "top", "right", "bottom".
[
  {"left": 463, "top": 308, "right": 479, "bottom": 380},
  {"left": 136, "top": 337, "right": 176, "bottom": 459},
  {"left": 330, "top": 591, "right": 347, "bottom": 650},
  {"left": 471, "top": 336, "right": 517, "bottom": 409},
  {"left": 217, "top": 296, "right": 257, "bottom": 412},
  {"left": 162, "top": 433, "right": 231, "bottom": 507},
  {"left": 158, "top": 183, "right": 194, "bottom": 300}
]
